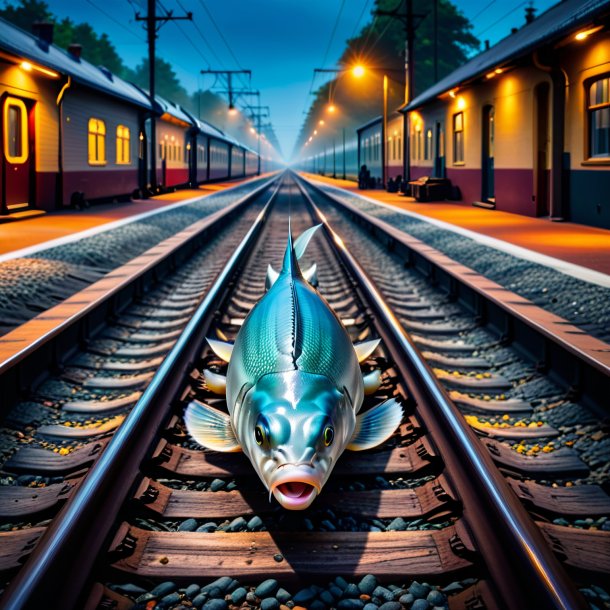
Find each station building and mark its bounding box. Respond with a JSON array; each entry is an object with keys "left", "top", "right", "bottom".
[{"left": 401, "top": 0, "right": 610, "bottom": 229}]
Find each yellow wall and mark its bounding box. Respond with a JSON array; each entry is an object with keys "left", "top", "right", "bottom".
[
  {"left": 561, "top": 30, "right": 610, "bottom": 170},
  {"left": 0, "top": 62, "right": 60, "bottom": 172}
]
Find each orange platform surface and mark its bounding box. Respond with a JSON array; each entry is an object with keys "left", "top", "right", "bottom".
[
  {"left": 302, "top": 173, "right": 610, "bottom": 277},
  {"left": 0, "top": 176, "right": 267, "bottom": 257}
]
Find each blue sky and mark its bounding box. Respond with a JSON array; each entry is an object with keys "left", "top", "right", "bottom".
[{"left": 21, "top": 0, "right": 558, "bottom": 159}]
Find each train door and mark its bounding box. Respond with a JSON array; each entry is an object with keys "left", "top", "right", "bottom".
[
  {"left": 2, "top": 96, "right": 34, "bottom": 213},
  {"left": 534, "top": 83, "right": 550, "bottom": 216},
  {"left": 433, "top": 121, "right": 445, "bottom": 177},
  {"left": 481, "top": 105, "right": 495, "bottom": 204}
]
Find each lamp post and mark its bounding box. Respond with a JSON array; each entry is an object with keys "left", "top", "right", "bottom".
[{"left": 313, "top": 65, "right": 403, "bottom": 188}]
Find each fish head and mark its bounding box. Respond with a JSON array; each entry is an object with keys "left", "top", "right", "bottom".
[{"left": 236, "top": 370, "right": 356, "bottom": 510}]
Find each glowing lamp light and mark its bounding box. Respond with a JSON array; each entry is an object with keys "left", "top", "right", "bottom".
[
  {"left": 228, "top": 104, "right": 237, "bottom": 116},
  {"left": 20, "top": 60, "right": 59, "bottom": 78},
  {"left": 352, "top": 64, "right": 365, "bottom": 78},
  {"left": 319, "top": 119, "right": 325, "bottom": 125},
  {"left": 495, "top": 68, "right": 503, "bottom": 74},
  {"left": 327, "top": 104, "right": 336, "bottom": 113},
  {"left": 314, "top": 130, "right": 318, "bottom": 135},
  {"left": 250, "top": 127, "right": 256, "bottom": 134},
  {"left": 449, "top": 88, "right": 458, "bottom": 98},
  {"left": 575, "top": 26, "right": 603, "bottom": 41},
  {"left": 457, "top": 96, "right": 466, "bottom": 110}
]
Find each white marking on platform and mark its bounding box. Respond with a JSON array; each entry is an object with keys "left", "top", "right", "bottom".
[
  {"left": 312, "top": 180, "right": 610, "bottom": 290},
  {"left": 0, "top": 177, "right": 264, "bottom": 264}
]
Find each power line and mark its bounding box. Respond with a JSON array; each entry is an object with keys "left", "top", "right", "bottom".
[
  {"left": 172, "top": 0, "right": 225, "bottom": 69},
  {"left": 475, "top": 0, "right": 528, "bottom": 38},
  {"left": 470, "top": 0, "right": 497, "bottom": 22},
  {"left": 349, "top": 0, "right": 372, "bottom": 40},
  {"left": 87, "top": 0, "right": 146, "bottom": 42},
  {"left": 320, "top": 0, "right": 347, "bottom": 68},
  {"left": 197, "top": 0, "right": 249, "bottom": 88}
]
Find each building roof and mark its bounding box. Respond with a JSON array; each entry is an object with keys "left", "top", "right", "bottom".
[
  {"left": 0, "top": 17, "right": 151, "bottom": 109},
  {"left": 153, "top": 94, "right": 194, "bottom": 126},
  {"left": 356, "top": 115, "right": 382, "bottom": 132},
  {"left": 403, "top": 0, "right": 610, "bottom": 111}
]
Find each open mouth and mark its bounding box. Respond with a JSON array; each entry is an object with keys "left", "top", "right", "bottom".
[{"left": 273, "top": 481, "right": 318, "bottom": 510}]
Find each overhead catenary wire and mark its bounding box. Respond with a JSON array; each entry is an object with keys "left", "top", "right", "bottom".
[
  {"left": 474, "top": 0, "right": 528, "bottom": 38},
  {"left": 88, "top": 0, "right": 147, "bottom": 42},
  {"left": 197, "top": 0, "right": 250, "bottom": 88},
  {"left": 320, "top": 0, "right": 348, "bottom": 68}
]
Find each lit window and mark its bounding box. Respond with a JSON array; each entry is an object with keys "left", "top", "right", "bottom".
[
  {"left": 588, "top": 76, "right": 610, "bottom": 158},
  {"left": 3, "top": 97, "right": 28, "bottom": 164},
  {"left": 116, "top": 125, "right": 130, "bottom": 164},
  {"left": 453, "top": 112, "right": 464, "bottom": 164},
  {"left": 425, "top": 128, "right": 433, "bottom": 160},
  {"left": 88, "top": 118, "right": 106, "bottom": 165}
]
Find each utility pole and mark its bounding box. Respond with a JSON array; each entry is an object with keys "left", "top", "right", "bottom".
[
  {"left": 200, "top": 69, "right": 252, "bottom": 111},
  {"left": 136, "top": 1, "right": 191, "bottom": 193},
  {"left": 246, "top": 104, "right": 270, "bottom": 176},
  {"left": 374, "top": 0, "right": 423, "bottom": 184}
]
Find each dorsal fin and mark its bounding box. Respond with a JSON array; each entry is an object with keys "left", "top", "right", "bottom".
[{"left": 280, "top": 218, "right": 303, "bottom": 280}]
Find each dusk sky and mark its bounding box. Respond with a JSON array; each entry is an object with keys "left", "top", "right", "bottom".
[{"left": 13, "top": 0, "right": 558, "bottom": 159}]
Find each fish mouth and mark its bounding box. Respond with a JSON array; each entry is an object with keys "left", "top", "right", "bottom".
[{"left": 270, "top": 467, "right": 320, "bottom": 510}]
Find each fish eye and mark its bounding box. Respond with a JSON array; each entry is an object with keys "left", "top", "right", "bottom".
[
  {"left": 254, "top": 424, "right": 266, "bottom": 446},
  {"left": 323, "top": 426, "right": 334, "bottom": 446}
]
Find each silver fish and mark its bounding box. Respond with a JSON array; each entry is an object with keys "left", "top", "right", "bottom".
[{"left": 185, "top": 224, "right": 403, "bottom": 509}]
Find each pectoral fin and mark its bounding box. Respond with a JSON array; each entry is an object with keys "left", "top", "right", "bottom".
[
  {"left": 302, "top": 262, "right": 318, "bottom": 287},
  {"left": 362, "top": 369, "right": 382, "bottom": 395},
  {"left": 265, "top": 264, "right": 280, "bottom": 290},
  {"left": 354, "top": 339, "right": 381, "bottom": 363},
  {"left": 206, "top": 338, "right": 233, "bottom": 363},
  {"left": 184, "top": 400, "right": 242, "bottom": 452},
  {"left": 203, "top": 369, "right": 227, "bottom": 395},
  {"left": 347, "top": 398, "right": 403, "bottom": 451}
]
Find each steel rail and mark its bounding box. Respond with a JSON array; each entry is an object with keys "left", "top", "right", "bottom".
[
  {"left": 295, "top": 176, "right": 587, "bottom": 610},
  {"left": 298, "top": 175, "right": 610, "bottom": 413},
  {"left": 0, "top": 179, "right": 283, "bottom": 610}
]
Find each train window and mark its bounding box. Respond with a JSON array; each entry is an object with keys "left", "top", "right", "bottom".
[
  {"left": 3, "top": 97, "right": 28, "bottom": 164},
  {"left": 116, "top": 125, "right": 130, "bottom": 164},
  {"left": 397, "top": 135, "right": 402, "bottom": 160},
  {"left": 453, "top": 112, "right": 464, "bottom": 164},
  {"left": 425, "top": 129, "right": 432, "bottom": 160},
  {"left": 588, "top": 76, "right": 610, "bottom": 158},
  {"left": 88, "top": 118, "right": 106, "bottom": 165},
  {"left": 159, "top": 143, "right": 164, "bottom": 160}
]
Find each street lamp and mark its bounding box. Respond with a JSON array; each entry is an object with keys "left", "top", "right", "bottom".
[{"left": 314, "top": 64, "right": 402, "bottom": 188}]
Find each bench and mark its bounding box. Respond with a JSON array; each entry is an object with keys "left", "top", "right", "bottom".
[{"left": 408, "top": 176, "right": 452, "bottom": 202}]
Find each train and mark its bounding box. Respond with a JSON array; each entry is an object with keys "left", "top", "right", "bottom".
[{"left": 0, "top": 18, "right": 267, "bottom": 216}]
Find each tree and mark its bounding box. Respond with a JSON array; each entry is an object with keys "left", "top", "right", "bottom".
[
  {"left": 295, "top": 0, "right": 480, "bottom": 157},
  {"left": 129, "top": 57, "right": 190, "bottom": 109},
  {"left": 0, "top": 0, "right": 129, "bottom": 78}
]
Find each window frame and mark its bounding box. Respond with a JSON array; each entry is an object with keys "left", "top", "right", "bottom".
[
  {"left": 453, "top": 112, "right": 464, "bottom": 165},
  {"left": 424, "top": 128, "right": 433, "bottom": 161},
  {"left": 88, "top": 117, "right": 107, "bottom": 166},
  {"left": 585, "top": 73, "right": 610, "bottom": 163},
  {"left": 3, "top": 97, "right": 29, "bottom": 164},
  {"left": 116, "top": 124, "right": 131, "bottom": 165}
]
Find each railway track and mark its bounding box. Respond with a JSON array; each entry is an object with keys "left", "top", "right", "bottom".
[
  {"left": 0, "top": 177, "right": 281, "bottom": 597},
  {"left": 0, "top": 172, "right": 601, "bottom": 610}
]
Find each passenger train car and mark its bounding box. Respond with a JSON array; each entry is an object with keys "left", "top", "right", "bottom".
[{"left": 0, "top": 18, "right": 261, "bottom": 216}]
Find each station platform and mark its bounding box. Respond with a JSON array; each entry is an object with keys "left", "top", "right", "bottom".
[
  {"left": 0, "top": 175, "right": 266, "bottom": 259},
  {"left": 301, "top": 173, "right": 610, "bottom": 278}
]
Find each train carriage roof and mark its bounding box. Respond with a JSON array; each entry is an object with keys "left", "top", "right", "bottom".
[
  {"left": 0, "top": 17, "right": 151, "bottom": 109},
  {"left": 403, "top": 0, "right": 610, "bottom": 112}
]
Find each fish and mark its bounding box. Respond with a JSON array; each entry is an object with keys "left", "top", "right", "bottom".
[{"left": 184, "top": 223, "right": 403, "bottom": 510}]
